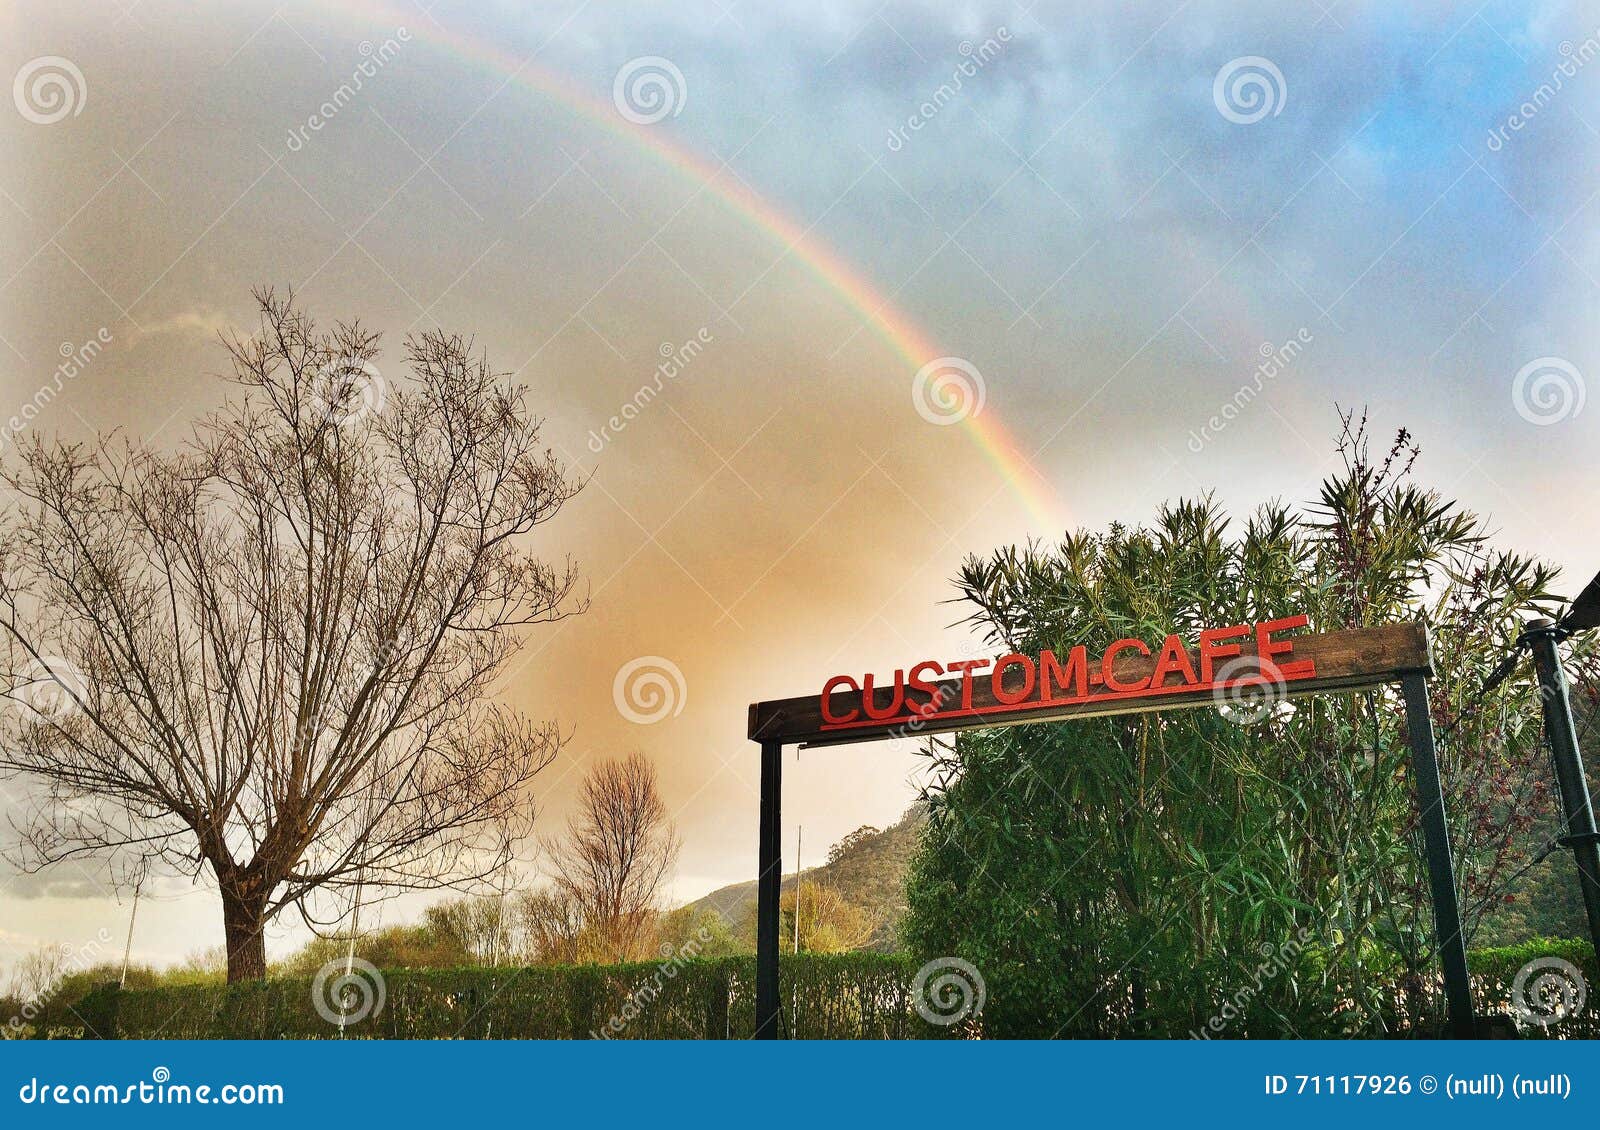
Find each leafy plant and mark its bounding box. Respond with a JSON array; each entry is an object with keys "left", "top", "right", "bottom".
[{"left": 902, "top": 414, "right": 1594, "bottom": 1037}]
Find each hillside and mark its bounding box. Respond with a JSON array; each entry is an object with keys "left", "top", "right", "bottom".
[{"left": 684, "top": 803, "right": 926, "bottom": 950}]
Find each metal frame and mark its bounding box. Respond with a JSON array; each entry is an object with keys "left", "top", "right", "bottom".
[
  {"left": 1524, "top": 620, "right": 1600, "bottom": 954},
  {"left": 1399, "top": 671, "right": 1474, "bottom": 1039},
  {"left": 754, "top": 736, "right": 783, "bottom": 1038},
  {"left": 748, "top": 622, "right": 1477, "bottom": 1039}
]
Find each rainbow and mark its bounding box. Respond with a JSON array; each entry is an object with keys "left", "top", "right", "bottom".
[{"left": 334, "top": 3, "right": 1063, "bottom": 527}]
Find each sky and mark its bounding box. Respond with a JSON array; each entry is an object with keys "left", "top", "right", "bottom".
[{"left": 1, "top": 0, "right": 1598, "bottom": 971}]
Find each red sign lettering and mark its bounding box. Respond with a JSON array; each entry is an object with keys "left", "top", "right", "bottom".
[{"left": 815, "top": 616, "right": 1315, "bottom": 733}]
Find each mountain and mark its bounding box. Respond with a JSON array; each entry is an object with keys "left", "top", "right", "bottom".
[{"left": 683, "top": 803, "right": 926, "bottom": 951}]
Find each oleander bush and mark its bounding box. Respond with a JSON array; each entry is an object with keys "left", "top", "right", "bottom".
[{"left": 902, "top": 419, "right": 1599, "bottom": 1040}]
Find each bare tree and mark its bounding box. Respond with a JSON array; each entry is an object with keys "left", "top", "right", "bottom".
[
  {"left": 515, "top": 886, "right": 584, "bottom": 965},
  {"left": 5, "top": 945, "right": 69, "bottom": 1007},
  {"left": 423, "top": 894, "right": 510, "bottom": 965},
  {"left": 0, "top": 289, "right": 584, "bottom": 981},
  {"left": 545, "top": 753, "right": 679, "bottom": 962}
]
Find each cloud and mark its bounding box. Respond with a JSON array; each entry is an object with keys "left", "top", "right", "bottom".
[
  {"left": 0, "top": 869, "right": 110, "bottom": 900},
  {"left": 127, "top": 308, "right": 236, "bottom": 348}
]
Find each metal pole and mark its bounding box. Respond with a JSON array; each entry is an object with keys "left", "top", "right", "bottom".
[
  {"left": 755, "top": 738, "right": 783, "bottom": 1038},
  {"left": 491, "top": 867, "right": 509, "bottom": 968},
  {"left": 340, "top": 877, "right": 365, "bottom": 1039},
  {"left": 792, "top": 824, "right": 802, "bottom": 1035},
  {"left": 1400, "top": 671, "right": 1476, "bottom": 1038},
  {"left": 1523, "top": 619, "right": 1600, "bottom": 956},
  {"left": 793, "top": 825, "right": 802, "bottom": 953},
  {"left": 119, "top": 876, "right": 143, "bottom": 988}
]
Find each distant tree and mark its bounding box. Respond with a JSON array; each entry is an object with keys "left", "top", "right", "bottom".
[
  {"left": 657, "top": 905, "right": 745, "bottom": 958},
  {"left": 278, "top": 922, "right": 470, "bottom": 976},
  {"left": 1479, "top": 679, "right": 1600, "bottom": 946},
  {"left": 1477, "top": 810, "right": 1595, "bottom": 946},
  {"left": 771, "top": 880, "right": 876, "bottom": 954},
  {"left": 544, "top": 752, "right": 679, "bottom": 962},
  {"left": 827, "top": 826, "right": 880, "bottom": 866},
  {"left": 732, "top": 877, "right": 876, "bottom": 953},
  {"left": 176, "top": 947, "right": 229, "bottom": 981},
  {"left": 516, "top": 886, "right": 585, "bottom": 965},
  {"left": 424, "top": 895, "right": 510, "bottom": 965},
  {"left": 4, "top": 945, "right": 68, "bottom": 1008},
  {"left": 0, "top": 289, "right": 584, "bottom": 981}
]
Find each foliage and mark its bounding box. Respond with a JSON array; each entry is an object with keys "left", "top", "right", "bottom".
[
  {"left": 686, "top": 805, "right": 927, "bottom": 951},
  {"left": 275, "top": 924, "right": 471, "bottom": 977},
  {"left": 423, "top": 896, "right": 511, "bottom": 965},
  {"left": 10, "top": 941, "right": 1592, "bottom": 1040},
  {"left": 747, "top": 880, "right": 876, "bottom": 954},
  {"left": 657, "top": 906, "right": 744, "bottom": 959},
  {"left": 903, "top": 415, "right": 1595, "bottom": 1037},
  {"left": 2, "top": 951, "right": 224, "bottom": 1040},
  {"left": 13, "top": 953, "right": 952, "bottom": 1040},
  {"left": 787, "top": 881, "right": 875, "bottom": 953},
  {"left": 1477, "top": 689, "right": 1600, "bottom": 946}
]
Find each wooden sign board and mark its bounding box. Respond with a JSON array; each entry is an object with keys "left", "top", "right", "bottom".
[
  {"left": 745, "top": 616, "right": 1474, "bottom": 1040},
  {"left": 748, "top": 618, "right": 1431, "bottom": 747}
]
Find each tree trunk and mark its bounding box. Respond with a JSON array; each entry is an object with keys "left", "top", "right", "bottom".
[{"left": 221, "top": 887, "right": 269, "bottom": 982}]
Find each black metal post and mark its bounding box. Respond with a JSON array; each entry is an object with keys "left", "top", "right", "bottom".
[
  {"left": 1400, "top": 671, "right": 1476, "bottom": 1039},
  {"left": 754, "top": 738, "right": 783, "bottom": 1038},
  {"left": 1523, "top": 619, "right": 1600, "bottom": 957}
]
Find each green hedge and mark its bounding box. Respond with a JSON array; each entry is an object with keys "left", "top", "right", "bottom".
[
  {"left": 13, "top": 943, "right": 1596, "bottom": 1040},
  {"left": 1457, "top": 938, "right": 1597, "bottom": 1040},
  {"left": 20, "top": 953, "right": 949, "bottom": 1040}
]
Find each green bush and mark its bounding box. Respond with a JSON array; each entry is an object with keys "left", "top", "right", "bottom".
[
  {"left": 12, "top": 944, "right": 1593, "bottom": 1039},
  {"left": 1461, "top": 939, "right": 1598, "bottom": 1040},
  {"left": 902, "top": 426, "right": 1595, "bottom": 1040},
  {"left": 16, "top": 953, "right": 954, "bottom": 1040}
]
